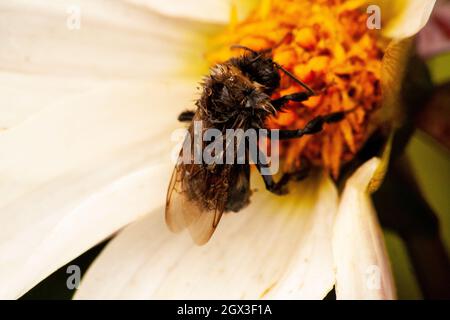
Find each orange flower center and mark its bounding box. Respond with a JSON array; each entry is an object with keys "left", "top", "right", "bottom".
[{"left": 206, "top": 0, "right": 385, "bottom": 178}]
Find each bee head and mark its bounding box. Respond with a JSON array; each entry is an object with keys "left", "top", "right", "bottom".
[
  {"left": 245, "top": 56, "right": 281, "bottom": 95},
  {"left": 206, "top": 66, "right": 274, "bottom": 118},
  {"left": 229, "top": 51, "right": 281, "bottom": 95}
]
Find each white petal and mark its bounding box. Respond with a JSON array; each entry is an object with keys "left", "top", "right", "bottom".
[
  {"left": 75, "top": 173, "right": 338, "bottom": 299},
  {"left": 333, "top": 158, "right": 396, "bottom": 300},
  {"left": 0, "top": 0, "right": 211, "bottom": 78},
  {"left": 0, "top": 72, "right": 102, "bottom": 130},
  {"left": 0, "top": 0, "right": 214, "bottom": 129},
  {"left": 126, "top": 0, "right": 230, "bottom": 24},
  {"left": 379, "top": 0, "right": 436, "bottom": 39},
  {"left": 125, "top": 0, "right": 257, "bottom": 24},
  {"left": 0, "top": 79, "right": 197, "bottom": 299}
]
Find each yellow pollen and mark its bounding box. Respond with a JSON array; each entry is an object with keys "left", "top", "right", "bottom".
[{"left": 206, "top": 0, "right": 385, "bottom": 178}]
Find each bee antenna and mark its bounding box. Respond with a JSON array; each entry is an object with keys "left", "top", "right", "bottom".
[
  {"left": 274, "top": 62, "right": 315, "bottom": 95},
  {"left": 231, "top": 45, "right": 272, "bottom": 63},
  {"left": 231, "top": 43, "right": 314, "bottom": 95},
  {"left": 230, "top": 45, "right": 259, "bottom": 55},
  {"left": 230, "top": 33, "right": 290, "bottom": 57}
]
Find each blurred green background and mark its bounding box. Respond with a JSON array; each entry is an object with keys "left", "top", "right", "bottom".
[{"left": 384, "top": 51, "right": 450, "bottom": 299}]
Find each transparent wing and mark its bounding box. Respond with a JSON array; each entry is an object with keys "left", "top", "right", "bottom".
[{"left": 165, "top": 164, "right": 224, "bottom": 245}]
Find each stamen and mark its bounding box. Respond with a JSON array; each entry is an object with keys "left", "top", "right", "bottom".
[{"left": 207, "top": 0, "right": 385, "bottom": 178}]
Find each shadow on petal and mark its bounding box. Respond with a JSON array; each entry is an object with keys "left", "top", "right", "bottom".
[{"left": 75, "top": 172, "right": 339, "bottom": 299}]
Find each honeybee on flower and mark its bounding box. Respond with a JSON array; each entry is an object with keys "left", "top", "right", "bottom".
[{"left": 0, "top": 0, "right": 445, "bottom": 300}]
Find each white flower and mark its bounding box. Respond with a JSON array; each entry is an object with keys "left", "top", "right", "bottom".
[{"left": 0, "top": 0, "right": 435, "bottom": 299}]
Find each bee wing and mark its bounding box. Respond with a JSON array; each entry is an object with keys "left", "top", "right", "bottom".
[{"left": 165, "top": 165, "right": 224, "bottom": 245}]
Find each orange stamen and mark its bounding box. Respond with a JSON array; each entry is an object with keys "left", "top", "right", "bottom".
[{"left": 207, "top": 0, "right": 384, "bottom": 178}]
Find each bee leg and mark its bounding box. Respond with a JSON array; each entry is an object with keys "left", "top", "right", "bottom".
[
  {"left": 271, "top": 92, "right": 313, "bottom": 110},
  {"left": 254, "top": 147, "right": 310, "bottom": 195},
  {"left": 251, "top": 145, "right": 287, "bottom": 195},
  {"left": 177, "top": 110, "right": 195, "bottom": 122},
  {"left": 272, "top": 109, "right": 353, "bottom": 140},
  {"left": 290, "top": 160, "right": 311, "bottom": 182},
  {"left": 257, "top": 167, "right": 290, "bottom": 195},
  {"left": 257, "top": 169, "right": 310, "bottom": 195}
]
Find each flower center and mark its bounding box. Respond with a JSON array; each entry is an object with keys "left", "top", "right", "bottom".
[{"left": 206, "top": 0, "right": 385, "bottom": 178}]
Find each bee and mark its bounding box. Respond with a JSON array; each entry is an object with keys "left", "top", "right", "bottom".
[{"left": 166, "top": 46, "right": 352, "bottom": 244}]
